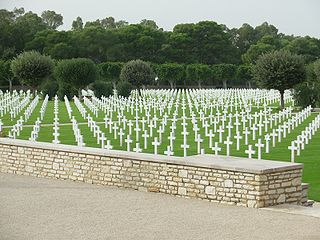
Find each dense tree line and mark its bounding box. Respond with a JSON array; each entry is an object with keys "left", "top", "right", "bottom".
[
  {"left": 1, "top": 8, "right": 320, "bottom": 64},
  {"left": 0, "top": 7, "right": 320, "bottom": 106}
]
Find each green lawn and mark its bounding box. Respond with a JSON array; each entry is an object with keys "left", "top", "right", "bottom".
[{"left": 1, "top": 95, "right": 319, "bottom": 201}]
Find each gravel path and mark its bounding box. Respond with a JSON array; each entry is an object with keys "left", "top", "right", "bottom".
[{"left": 0, "top": 173, "right": 319, "bottom": 240}]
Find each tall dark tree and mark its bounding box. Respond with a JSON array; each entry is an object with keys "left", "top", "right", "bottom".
[
  {"left": 120, "top": 59, "right": 155, "bottom": 90},
  {"left": 253, "top": 50, "right": 306, "bottom": 108},
  {"left": 98, "top": 62, "right": 123, "bottom": 88},
  {"left": 156, "top": 63, "right": 185, "bottom": 88},
  {"left": 0, "top": 60, "right": 16, "bottom": 92},
  {"left": 72, "top": 17, "right": 83, "bottom": 30},
  {"left": 212, "top": 64, "right": 237, "bottom": 88},
  {"left": 11, "top": 51, "right": 54, "bottom": 91},
  {"left": 55, "top": 58, "right": 97, "bottom": 98},
  {"left": 41, "top": 10, "right": 63, "bottom": 29}
]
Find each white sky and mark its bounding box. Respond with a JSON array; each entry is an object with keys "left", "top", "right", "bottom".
[{"left": 1, "top": 0, "right": 319, "bottom": 37}]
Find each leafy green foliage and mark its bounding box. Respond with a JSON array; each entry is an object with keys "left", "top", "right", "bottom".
[
  {"left": 11, "top": 51, "right": 54, "bottom": 89},
  {"left": 98, "top": 62, "right": 123, "bottom": 87},
  {"left": 253, "top": 50, "right": 306, "bottom": 108},
  {"left": 40, "top": 78, "right": 59, "bottom": 99},
  {"left": 294, "top": 60, "right": 320, "bottom": 107},
  {"left": 155, "top": 63, "right": 185, "bottom": 88},
  {"left": 72, "top": 17, "right": 83, "bottom": 30},
  {"left": 212, "top": 64, "right": 237, "bottom": 88},
  {"left": 41, "top": 10, "right": 63, "bottom": 29},
  {"left": 55, "top": 58, "right": 97, "bottom": 97},
  {"left": 120, "top": 60, "right": 155, "bottom": 88},
  {"left": 236, "top": 65, "right": 253, "bottom": 87},
  {"left": 117, "top": 81, "right": 133, "bottom": 97},
  {"left": 91, "top": 81, "right": 113, "bottom": 98}
]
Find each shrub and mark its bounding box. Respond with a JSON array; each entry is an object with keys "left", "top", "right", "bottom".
[
  {"left": 117, "top": 81, "right": 133, "bottom": 97},
  {"left": 91, "top": 81, "right": 113, "bottom": 98}
]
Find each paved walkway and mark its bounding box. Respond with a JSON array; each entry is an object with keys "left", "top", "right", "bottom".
[{"left": 0, "top": 173, "right": 319, "bottom": 240}]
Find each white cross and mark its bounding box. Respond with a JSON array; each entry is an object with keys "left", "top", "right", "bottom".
[
  {"left": 164, "top": 146, "right": 174, "bottom": 156},
  {"left": 243, "top": 127, "right": 250, "bottom": 145},
  {"left": 264, "top": 134, "right": 270, "bottom": 153},
  {"left": 207, "top": 130, "right": 215, "bottom": 148},
  {"left": 217, "top": 126, "right": 224, "bottom": 143},
  {"left": 118, "top": 128, "right": 124, "bottom": 146},
  {"left": 125, "top": 135, "right": 133, "bottom": 151},
  {"left": 152, "top": 137, "right": 160, "bottom": 155},
  {"left": 142, "top": 130, "right": 149, "bottom": 149},
  {"left": 288, "top": 141, "right": 297, "bottom": 163},
  {"left": 133, "top": 143, "right": 142, "bottom": 153},
  {"left": 101, "top": 132, "right": 107, "bottom": 149},
  {"left": 255, "top": 139, "right": 265, "bottom": 160},
  {"left": 105, "top": 140, "right": 113, "bottom": 150},
  {"left": 224, "top": 136, "right": 233, "bottom": 156},
  {"left": 245, "top": 145, "right": 255, "bottom": 159},
  {"left": 212, "top": 142, "right": 221, "bottom": 156},
  {"left": 195, "top": 134, "right": 203, "bottom": 154},
  {"left": 234, "top": 131, "right": 242, "bottom": 151}
]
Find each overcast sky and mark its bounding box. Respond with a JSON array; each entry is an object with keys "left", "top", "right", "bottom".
[{"left": 1, "top": 0, "right": 319, "bottom": 37}]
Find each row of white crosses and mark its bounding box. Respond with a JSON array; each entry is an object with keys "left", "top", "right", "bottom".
[
  {"left": 9, "top": 94, "right": 31, "bottom": 120},
  {"left": 23, "top": 95, "right": 39, "bottom": 122},
  {"left": 52, "top": 95, "right": 60, "bottom": 144},
  {"left": 73, "top": 96, "right": 87, "bottom": 118},
  {"left": 39, "top": 95, "right": 49, "bottom": 121},
  {"left": 27, "top": 95, "right": 49, "bottom": 141},
  {"left": 4, "top": 89, "right": 307, "bottom": 161},
  {"left": 71, "top": 116, "right": 85, "bottom": 147},
  {"left": 77, "top": 88, "right": 306, "bottom": 159},
  {"left": 0, "top": 90, "right": 30, "bottom": 117},
  {"left": 288, "top": 111, "right": 320, "bottom": 162},
  {"left": 29, "top": 117, "right": 41, "bottom": 141},
  {"left": 8, "top": 116, "right": 24, "bottom": 139},
  {"left": 245, "top": 106, "right": 312, "bottom": 159},
  {"left": 83, "top": 96, "right": 99, "bottom": 117},
  {"left": 64, "top": 96, "right": 85, "bottom": 147}
]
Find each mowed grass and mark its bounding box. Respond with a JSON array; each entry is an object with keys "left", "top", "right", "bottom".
[{"left": 1, "top": 98, "right": 320, "bottom": 201}]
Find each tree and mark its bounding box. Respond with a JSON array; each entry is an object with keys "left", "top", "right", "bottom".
[
  {"left": 285, "top": 37, "right": 320, "bottom": 63},
  {"left": 242, "top": 40, "right": 276, "bottom": 64},
  {"left": 120, "top": 60, "right": 155, "bottom": 90},
  {"left": 101, "top": 17, "right": 116, "bottom": 29},
  {"left": 0, "top": 60, "right": 16, "bottom": 92},
  {"left": 55, "top": 58, "right": 97, "bottom": 98},
  {"left": 117, "top": 81, "right": 133, "bottom": 97},
  {"left": 11, "top": 51, "right": 54, "bottom": 91},
  {"left": 156, "top": 63, "right": 185, "bottom": 88},
  {"left": 72, "top": 17, "right": 83, "bottom": 30},
  {"left": 41, "top": 10, "right": 63, "bottom": 29},
  {"left": 115, "top": 20, "right": 128, "bottom": 28},
  {"left": 253, "top": 50, "right": 306, "bottom": 108},
  {"left": 185, "top": 64, "right": 212, "bottom": 88},
  {"left": 167, "top": 21, "right": 239, "bottom": 64},
  {"left": 236, "top": 65, "right": 253, "bottom": 88},
  {"left": 229, "top": 23, "right": 256, "bottom": 54},
  {"left": 140, "top": 19, "right": 159, "bottom": 30},
  {"left": 98, "top": 62, "right": 123, "bottom": 88},
  {"left": 91, "top": 81, "right": 113, "bottom": 98},
  {"left": 294, "top": 60, "right": 320, "bottom": 107},
  {"left": 212, "top": 64, "right": 236, "bottom": 88}
]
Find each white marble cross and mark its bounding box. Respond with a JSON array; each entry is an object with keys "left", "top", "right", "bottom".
[
  {"left": 152, "top": 137, "right": 160, "bottom": 155},
  {"left": 234, "top": 131, "right": 242, "bottom": 151},
  {"left": 224, "top": 136, "right": 233, "bottom": 156},
  {"left": 288, "top": 141, "right": 297, "bottom": 162},
  {"left": 255, "top": 139, "right": 264, "bottom": 160},
  {"left": 212, "top": 142, "right": 221, "bottom": 156},
  {"left": 245, "top": 145, "right": 255, "bottom": 159}
]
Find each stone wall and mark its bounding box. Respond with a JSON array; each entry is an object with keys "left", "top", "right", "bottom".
[{"left": 0, "top": 138, "right": 306, "bottom": 208}]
